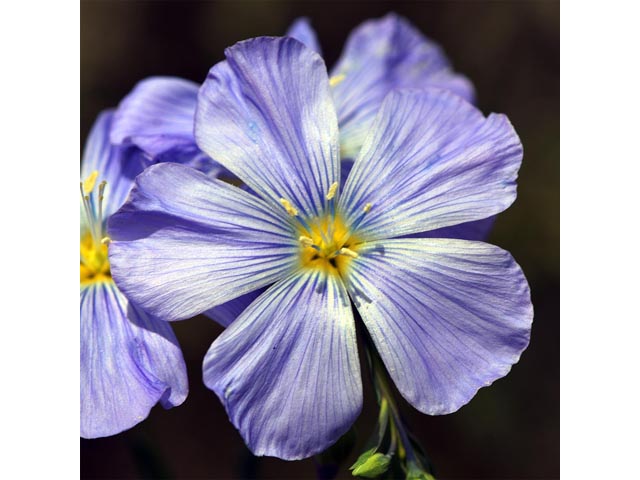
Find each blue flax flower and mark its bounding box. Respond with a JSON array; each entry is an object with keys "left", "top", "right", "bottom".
[
  {"left": 80, "top": 111, "right": 188, "bottom": 438},
  {"left": 108, "top": 37, "right": 532, "bottom": 459}
]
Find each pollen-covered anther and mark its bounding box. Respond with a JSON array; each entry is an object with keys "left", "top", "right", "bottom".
[
  {"left": 363, "top": 203, "right": 372, "bottom": 213},
  {"left": 82, "top": 170, "right": 99, "bottom": 195},
  {"left": 101, "top": 236, "right": 112, "bottom": 245},
  {"left": 279, "top": 198, "right": 299, "bottom": 216},
  {"left": 338, "top": 247, "right": 359, "bottom": 259},
  {"left": 299, "top": 235, "right": 315, "bottom": 248},
  {"left": 326, "top": 182, "right": 338, "bottom": 200},
  {"left": 329, "top": 74, "right": 346, "bottom": 87}
]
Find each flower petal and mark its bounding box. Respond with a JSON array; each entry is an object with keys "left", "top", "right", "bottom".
[
  {"left": 195, "top": 37, "right": 340, "bottom": 218},
  {"left": 109, "top": 76, "right": 227, "bottom": 176},
  {"left": 346, "top": 239, "right": 532, "bottom": 415},
  {"left": 286, "top": 17, "right": 322, "bottom": 55},
  {"left": 340, "top": 157, "right": 496, "bottom": 241},
  {"left": 81, "top": 110, "right": 148, "bottom": 218},
  {"left": 203, "top": 288, "right": 265, "bottom": 328},
  {"left": 80, "top": 282, "right": 188, "bottom": 438},
  {"left": 108, "top": 162, "right": 296, "bottom": 321},
  {"left": 111, "top": 77, "right": 199, "bottom": 158},
  {"left": 331, "top": 13, "right": 474, "bottom": 159},
  {"left": 339, "top": 89, "right": 522, "bottom": 240},
  {"left": 409, "top": 216, "right": 496, "bottom": 241},
  {"left": 203, "top": 271, "right": 362, "bottom": 460}
]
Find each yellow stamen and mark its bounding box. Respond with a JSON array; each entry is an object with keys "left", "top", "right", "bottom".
[
  {"left": 339, "top": 247, "right": 359, "bottom": 258},
  {"left": 299, "top": 235, "right": 315, "bottom": 248},
  {"left": 82, "top": 171, "right": 99, "bottom": 195},
  {"left": 329, "top": 74, "right": 346, "bottom": 87},
  {"left": 280, "top": 198, "right": 299, "bottom": 216},
  {"left": 101, "top": 236, "right": 111, "bottom": 245},
  {"left": 363, "top": 203, "right": 372, "bottom": 213},
  {"left": 326, "top": 182, "right": 338, "bottom": 200}
]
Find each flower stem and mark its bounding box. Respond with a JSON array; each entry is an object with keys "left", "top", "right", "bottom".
[{"left": 362, "top": 329, "right": 435, "bottom": 478}]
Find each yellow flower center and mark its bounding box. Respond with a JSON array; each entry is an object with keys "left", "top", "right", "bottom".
[
  {"left": 80, "top": 170, "right": 112, "bottom": 285},
  {"left": 80, "top": 232, "right": 111, "bottom": 284},
  {"left": 298, "top": 213, "right": 361, "bottom": 277},
  {"left": 280, "top": 182, "right": 371, "bottom": 279}
]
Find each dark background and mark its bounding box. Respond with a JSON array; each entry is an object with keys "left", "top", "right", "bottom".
[{"left": 81, "top": 1, "right": 559, "bottom": 478}]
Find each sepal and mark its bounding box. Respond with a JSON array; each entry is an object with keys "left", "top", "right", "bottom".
[{"left": 350, "top": 449, "right": 392, "bottom": 478}]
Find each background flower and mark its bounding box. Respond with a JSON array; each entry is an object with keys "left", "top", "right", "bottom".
[
  {"left": 81, "top": 3, "right": 558, "bottom": 478},
  {"left": 80, "top": 111, "right": 188, "bottom": 438}
]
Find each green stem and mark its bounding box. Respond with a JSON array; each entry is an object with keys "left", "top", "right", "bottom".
[{"left": 364, "top": 334, "right": 429, "bottom": 473}]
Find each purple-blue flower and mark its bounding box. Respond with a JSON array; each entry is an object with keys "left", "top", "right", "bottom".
[
  {"left": 80, "top": 111, "right": 188, "bottom": 438},
  {"left": 108, "top": 37, "right": 532, "bottom": 459}
]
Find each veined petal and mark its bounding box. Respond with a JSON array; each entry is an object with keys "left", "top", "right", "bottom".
[
  {"left": 346, "top": 239, "right": 532, "bottom": 415},
  {"left": 80, "top": 282, "right": 188, "bottom": 438},
  {"left": 409, "top": 216, "right": 496, "bottom": 241},
  {"left": 196, "top": 37, "right": 340, "bottom": 218},
  {"left": 81, "top": 110, "right": 147, "bottom": 219},
  {"left": 109, "top": 77, "right": 226, "bottom": 175},
  {"left": 203, "top": 288, "right": 265, "bottom": 328},
  {"left": 331, "top": 13, "right": 474, "bottom": 159},
  {"left": 108, "top": 163, "right": 296, "bottom": 321},
  {"left": 339, "top": 89, "right": 522, "bottom": 240},
  {"left": 111, "top": 77, "right": 199, "bottom": 158},
  {"left": 286, "top": 17, "right": 322, "bottom": 55},
  {"left": 340, "top": 158, "right": 496, "bottom": 242},
  {"left": 203, "top": 271, "right": 362, "bottom": 460}
]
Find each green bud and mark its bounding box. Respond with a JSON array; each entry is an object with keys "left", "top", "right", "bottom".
[
  {"left": 350, "top": 448, "right": 377, "bottom": 472},
  {"left": 406, "top": 467, "right": 436, "bottom": 480},
  {"left": 350, "top": 449, "right": 391, "bottom": 478}
]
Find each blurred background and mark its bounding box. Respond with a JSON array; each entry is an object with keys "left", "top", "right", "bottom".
[{"left": 81, "top": 1, "right": 559, "bottom": 478}]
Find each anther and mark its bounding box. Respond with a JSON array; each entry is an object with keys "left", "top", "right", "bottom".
[
  {"left": 83, "top": 171, "right": 99, "bottom": 195},
  {"left": 329, "top": 74, "right": 346, "bottom": 87},
  {"left": 299, "top": 236, "right": 315, "bottom": 248},
  {"left": 101, "top": 237, "right": 111, "bottom": 245},
  {"left": 363, "top": 203, "right": 372, "bottom": 213},
  {"left": 339, "top": 247, "right": 359, "bottom": 258},
  {"left": 279, "top": 198, "right": 299, "bottom": 216},
  {"left": 326, "top": 182, "right": 338, "bottom": 200}
]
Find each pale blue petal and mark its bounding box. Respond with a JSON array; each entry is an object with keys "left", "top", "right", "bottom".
[
  {"left": 286, "top": 17, "right": 322, "bottom": 55},
  {"left": 203, "top": 288, "right": 265, "bottom": 328},
  {"left": 81, "top": 110, "right": 147, "bottom": 219},
  {"left": 111, "top": 77, "right": 199, "bottom": 158},
  {"left": 195, "top": 37, "right": 340, "bottom": 218},
  {"left": 410, "top": 216, "right": 496, "bottom": 241},
  {"left": 108, "top": 163, "right": 297, "bottom": 321},
  {"left": 80, "top": 282, "right": 188, "bottom": 438},
  {"left": 340, "top": 159, "right": 495, "bottom": 241},
  {"left": 346, "top": 239, "right": 532, "bottom": 415},
  {"left": 203, "top": 271, "right": 362, "bottom": 460},
  {"left": 109, "top": 76, "right": 228, "bottom": 176},
  {"left": 339, "top": 89, "right": 522, "bottom": 240},
  {"left": 331, "top": 13, "right": 474, "bottom": 159}
]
